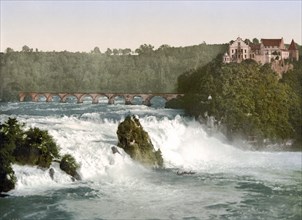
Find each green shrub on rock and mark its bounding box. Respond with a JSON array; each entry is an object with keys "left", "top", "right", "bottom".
[
  {"left": 0, "top": 151, "right": 17, "bottom": 193},
  {"left": 60, "top": 154, "right": 81, "bottom": 181},
  {"left": 117, "top": 115, "right": 164, "bottom": 167},
  {"left": 0, "top": 117, "right": 81, "bottom": 194},
  {"left": 14, "top": 127, "right": 60, "bottom": 168},
  {"left": 0, "top": 118, "right": 23, "bottom": 193}
]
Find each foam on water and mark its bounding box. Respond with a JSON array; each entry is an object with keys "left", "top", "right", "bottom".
[{"left": 2, "top": 106, "right": 299, "bottom": 196}]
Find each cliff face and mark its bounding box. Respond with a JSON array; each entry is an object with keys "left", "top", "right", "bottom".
[{"left": 271, "top": 60, "right": 293, "bottom": 78}]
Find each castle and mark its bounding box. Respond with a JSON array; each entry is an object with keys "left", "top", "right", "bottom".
[{"left": 223, "top": 37, "right": 299, "bottom": 64}]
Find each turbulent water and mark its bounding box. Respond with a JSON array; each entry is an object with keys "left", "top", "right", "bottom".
[{"left": 0, "top": 101, "right": 301, "bottom": 220}]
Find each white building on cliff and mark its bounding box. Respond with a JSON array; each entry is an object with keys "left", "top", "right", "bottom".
[{"left": 223, "top": 37, "right": 299, "bottom": 64}]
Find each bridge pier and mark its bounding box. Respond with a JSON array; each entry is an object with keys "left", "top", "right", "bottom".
[{"left": 142, "top": 99, "right": 151, "bottom": 106}]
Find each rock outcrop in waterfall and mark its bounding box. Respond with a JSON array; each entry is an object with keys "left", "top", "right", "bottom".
[{"left": 117, "top": 115, "right": 163, "bottom": 167}]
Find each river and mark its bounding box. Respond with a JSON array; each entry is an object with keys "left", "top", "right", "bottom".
[{"left": 0, "top": 100, "right": 301, "bottom": 220}]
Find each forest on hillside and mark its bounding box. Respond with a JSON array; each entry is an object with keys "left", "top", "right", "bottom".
[
  {"left": 0, "top": 44, "right": 227, "bottom": 101},
  {"left": 173, "top": 56, "right": 302, "bottom": 149}
]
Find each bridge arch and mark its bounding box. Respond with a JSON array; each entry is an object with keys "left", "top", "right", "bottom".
[
  {"left": 132, "top": 95, "right": 143, "bottom": 105},
  {"left": 19, "top": 92, "right": 32, "bottom": 102},
  {"left": 110, "top": 95, "right": 126, "bottom": 105},
  {"left": 149, "top": 96, "right": 168, "bottom": 107},
  {"left": 61, "top": 94, "right": 78, "bottom": 103},
  {"left": 78, "top": 94, "right": 93, "bottom": 104},
  {"left": 23, "top": 95, "right": 32, "bottom": 102},
  {"left": 48, "top": 95, "right": 61, "bottom": 102},
  {"left": 95, "top": 94, "right": 110, "bottom": 104},
  {"left": 36, "top": 94, "right": 47, "bottom": 102}
]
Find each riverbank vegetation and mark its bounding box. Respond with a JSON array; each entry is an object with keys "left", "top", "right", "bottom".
[
  {"left": 0, "top": 43, "right": 226, "bottom": 101},
  {"left": 0, "top": 118, "right": 80, "bottom": 193},
  {"left": 171, "top": 56, "right": 302, "bottom": 150}
]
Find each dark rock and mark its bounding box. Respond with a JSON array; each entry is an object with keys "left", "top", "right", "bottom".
[
  {"left": 177, "top": 170, "right": 196, "bottom": 175},
  {"left": 116, "top": 115, "right": 164, "bottom": 167},
  {"left": 0, "top": 193, "right": 10, "bottom": 198},
  {"left": 49, "top": 168, "right": 55, "bottom": 180},
  {"left": 111, "top": 146, "right": 121, "bottom": 155}
]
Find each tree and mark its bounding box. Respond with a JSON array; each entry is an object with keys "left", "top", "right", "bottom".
[
  {"left": 244, "top": 39, "right": 251, "bottom": 45},
  {"left": 92, "top": 47, "right": 101, "bottom": 53},
  {"left": 105, "top": 48, "right": 112, "bottom": 56},
  {"left": 135, "top": 44, "right": 154, "bottom": 55},
  {"left": 22, "top": 45, "right": 31, "bottom": 52},
  {"left": 252, "top": 38, "right": 260, "bottom": 44},
  {"left": 122, "top": 48, "right": 132, "bottom": 55},
  {"left": 112, "top": 48, "right": 119, "bottom": 55},
  {"left": 5, "top": 47, "right": 14, "bottom": 53},
  {"left": 158, "top": 44, "right": 171, "bottom": 51}
]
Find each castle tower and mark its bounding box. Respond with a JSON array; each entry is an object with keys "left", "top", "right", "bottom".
[{"left": 288, "top": 39, "right": 299, "bottom": 61}]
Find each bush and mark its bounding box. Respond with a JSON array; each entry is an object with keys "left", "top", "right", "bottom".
[
  {"left": 14, "top": 127, "right": 60, "bottom": 168},
  {"left": 0, "top": 118, "right": 23, "bottom": 192},
  {"left": 60, "top": 154, "right": 81, "bottom": 180},
  {"left": 0, "top": 151, "right": 16, "bottom": 193}
]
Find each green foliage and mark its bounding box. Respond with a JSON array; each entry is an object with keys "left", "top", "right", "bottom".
[
  {"left": 252, "top": 38, "right": 260, "bottom": 44},
  {"left": 135, "top": 44, "right": 155, "bottom": 55},
  {"left": 280, "top": 61, "right": 302, "bottom": 149},
  {"left": 0, "top": 118, "right": 24, "bottom": 192},
  {"left": 0, "top": 118, "right": 25, "bottom": 153},
  {"left": 0, "top": 145, "right": 16, "bottom": 192},
  {"left": 0, "top": 44, "right": 226, "bottom": 101},
  {"left": 60, "top": 154, "right": 80, "bottom": 179},
  {"left": 117, "top": 115, "right": 164, "bottom": 167},
  {"left": 177, "top": 57, "right": 301, "bottom": 147},
  {"left": 14, "top": 127, "right": 60, "bottom": 168}
]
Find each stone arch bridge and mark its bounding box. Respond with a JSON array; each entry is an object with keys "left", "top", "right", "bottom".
[{"left": 18, "top": 92, "right": 184, "bottom": 106}]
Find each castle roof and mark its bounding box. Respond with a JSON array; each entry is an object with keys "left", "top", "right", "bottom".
[
  {"left": 288, "top": 39, "right": 297, "bottom": 50},
  {"left": 261, "top": 39, "right": 282, "bottom": 47}
]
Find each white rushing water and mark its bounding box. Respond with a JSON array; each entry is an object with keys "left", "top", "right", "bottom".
[{"left": 0, "top": 102, "right": 301, "bottom": 219}]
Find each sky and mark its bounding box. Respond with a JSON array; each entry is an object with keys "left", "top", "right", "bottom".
[{"left": 1, "top": 0, "right": 301, "bottom": 52}]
